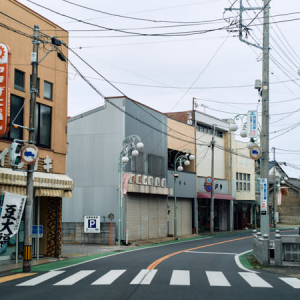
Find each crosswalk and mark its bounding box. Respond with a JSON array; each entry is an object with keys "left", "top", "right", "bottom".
[{"left": 16, "top": 269, "right": 300, "bottom": 289}]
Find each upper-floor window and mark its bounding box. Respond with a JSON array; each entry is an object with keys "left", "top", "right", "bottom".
[
  {"left": 131, "top": 151, "right": 144, "bottom": 174},
  {"left": 4, "top": 95, "right": 24, "bottom": 140},
  {"left": 14, "top": 69, "right": 25, "bottom": 91},
  {"left": 30, "top": 76, "right": 40, "bottom": 97},
  {"left": 236, "top": 172, "right": 251, "bottom": 191},
  {"left": 35, "top": 103, "right": 52, "bottom": 148},
  {"left": 196, "top": 123, "right": 224, "bottom": 138},
  {"left": 148, "top": 154, "right": 165, "bottom": 177},
  {"left": 44, "top": 81, "right": 53, "bottom": 100}
]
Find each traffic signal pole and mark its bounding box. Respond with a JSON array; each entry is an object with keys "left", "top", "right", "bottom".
[{"left": 23, "top": 25, "right": 39, "bottom": 272}]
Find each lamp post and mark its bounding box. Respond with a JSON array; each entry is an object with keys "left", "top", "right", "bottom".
[
  {"left": 118, "top": 135, "right": 144, "bottom": 245},
  {"left": 173, "top": 149, "right": 195, "bottom": 239}
]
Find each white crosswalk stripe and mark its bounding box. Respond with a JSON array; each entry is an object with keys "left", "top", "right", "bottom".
[
  {"left": 130, "top": 269, "right": 157, "bottom": 285},
  {"left": 170, "top": 270, "right": 190, "bottom": 286},
  {"left": 206, "top": 271, "right": 231, "bottom": 287},
  {"left": 239, "top": 272, "right": 273, "bottom": 288},
  {"left": 17, "top": 271, "right": 65, "bottom": 286},
  {"left": 15, "top": 269, "right": 300, "bottom": 289},
  {"left": 54, "top": 270, "right": 95, "bottom": 286},
  {"left": 279, "top": 277, "right": 300, "bottom": 289},
  {"left": 91, "top": 270, "right": 126, "bottom": 285}
]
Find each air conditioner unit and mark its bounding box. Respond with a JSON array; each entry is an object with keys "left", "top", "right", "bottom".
[
  {"left": 136, "top": 174, "right": 142, "bottom": 184},
  {"left": 155, "top": 177, "right": 161, "bottom": 187},
  {"left": 142, "top": 175, "right": 147, "bottom": 185},
  {"left": 161, "top": 178, "right": 167, "bottom": 188},
  {"left": 129, "top": 173, "right": 135, "bottom": 184},
  {"left": 148, "top": 176, "right": 154, "bottom": 186}
]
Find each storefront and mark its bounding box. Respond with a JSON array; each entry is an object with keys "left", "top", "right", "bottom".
[{"left": 0, "top": 167, "right": 73, "bottom": 261}]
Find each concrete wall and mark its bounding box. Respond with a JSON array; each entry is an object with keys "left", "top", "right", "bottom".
[{"left": 62, "top": 222, "right": 116, "bottom": 245}]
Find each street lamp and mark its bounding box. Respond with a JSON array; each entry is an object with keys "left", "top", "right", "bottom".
[
  {"left": 173, "top": 149, "right": 194, "bottom": 238},
  {"left": 118, "top": 135, "right": 144, "bottom": 245}
]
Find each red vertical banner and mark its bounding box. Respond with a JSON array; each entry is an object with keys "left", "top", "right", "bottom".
[{"left": 0, "top": 43, "right": 11, "bottom": 137}]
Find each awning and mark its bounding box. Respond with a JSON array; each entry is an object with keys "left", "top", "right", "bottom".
[
  {"left": 0, "top": 167, "right": 73, "bottom": 198},
  {"left": 197, "top": 192, "right": 235, "bottom": 201}
]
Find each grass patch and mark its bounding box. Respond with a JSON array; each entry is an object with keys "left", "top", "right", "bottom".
[{"left": 240, "top": 251, "right": 262, "bottom": 270}]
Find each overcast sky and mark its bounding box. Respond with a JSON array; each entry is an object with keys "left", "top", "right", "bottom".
[{"left": 17, "top": 0, "right": 300, "bottom": 177}]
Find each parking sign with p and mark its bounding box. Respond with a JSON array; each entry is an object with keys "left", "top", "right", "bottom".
[{"left": 84, "top": 215, "right": 100, "bottom": 233}]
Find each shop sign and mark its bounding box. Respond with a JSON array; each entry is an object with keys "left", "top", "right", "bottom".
[
  {"left": 0, "top": 192, "right": 26, "bottom": 248},
  {"left": 0, "top": 43, "right": 11, "bottom": 137}
]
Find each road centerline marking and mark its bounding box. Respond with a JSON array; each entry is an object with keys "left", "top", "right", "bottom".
[
  {"left": 147, "top": 236, "right": 251, "bottom": 270},
  {"left": 187, "top": 251, "right": 238, "bottom": 255}
]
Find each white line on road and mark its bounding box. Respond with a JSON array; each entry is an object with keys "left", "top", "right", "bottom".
[
  {"left": 17, "top": 271, "right": 65, "bottom": 286},
  {"left": 206, "top": 271, "right": 231, "bottom": 287},
  {"left": 187, "top": 251, "right": 237, "bottom": 255},
  {"left": 279, "top": 277, "right": 300, "bottom": 289},
  {"left": 91, "top": 270, "right": 126, "bottom": 285},
  {"left": 54, "top": 270, "right": 95, "bottom": 286},
  {"left": 130, "top": 269, "right": 157, "bottom": 285},
  {"left": 239, "top": 272, "right": 273, "bottom": 288},
  {"left": 170, "top": 270, "right": 190, "bottom": 286},
  {"left": 234, "top": 250, "right": 258, "bottom": 273}
]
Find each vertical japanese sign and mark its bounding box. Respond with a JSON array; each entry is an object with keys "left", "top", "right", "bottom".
[
  {"left": 247, "top": 110, "right": 258, "bottom": 138},
  {"left": 0, "top": 43, "right": 11, "bottom": 137},
  {"left": 260, "top": 178, "right": 268, "bottom": 215},
  {"left": 0, "top": 192, "right": 26, "bottom": 248},
  {"left": 121, "top": 173, "right": 131, "bottom": 195}
]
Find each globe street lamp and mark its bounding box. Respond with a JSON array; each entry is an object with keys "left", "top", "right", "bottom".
[
  {"left": 118, "top": 135, "right": 144, "bottom": 245},
  {"left": 173, "top": 149, "right": 195, "bottom": 238}
]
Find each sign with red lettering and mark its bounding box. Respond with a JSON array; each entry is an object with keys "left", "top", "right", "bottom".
[{"left": 0, "top": 43, "right": 11, "bottom": 137}]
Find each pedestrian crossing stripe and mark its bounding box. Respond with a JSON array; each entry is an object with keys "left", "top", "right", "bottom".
[{"left": 15, "top": 269, "right": 300, "bottom": 289}]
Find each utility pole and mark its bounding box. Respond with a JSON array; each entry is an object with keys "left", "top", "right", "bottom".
[
  {"left": 210, "top": 125, "right": 216, "bottom": 235},
  {"left": 260, "top": 0, "right": 270, "bottom": 236},
  {"left": 224, "top": 0, "right": 270, "bottom": 236},
  {"left": 23, "top": 25, "right": 39, "bottom": 272}
]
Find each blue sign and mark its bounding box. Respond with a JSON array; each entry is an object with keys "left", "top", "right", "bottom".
[
  {"left": 32, "top": 225, "right": 43, "bottom": 238},
  {"left": 88, "top": 219, "right": 97, "bottom": 228}
]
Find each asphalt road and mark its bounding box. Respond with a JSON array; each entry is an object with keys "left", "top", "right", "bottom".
[{"left": 1, "top": 230, "right": 300, "bottom": 300}]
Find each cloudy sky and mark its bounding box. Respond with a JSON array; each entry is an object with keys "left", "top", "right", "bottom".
[{"left": 17, "top": 0, "right": 300, "bottom": 177}]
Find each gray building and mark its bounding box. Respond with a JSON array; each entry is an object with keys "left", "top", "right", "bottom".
[{"left": 62, "top": 97, "right": 173, "bottom": 243}]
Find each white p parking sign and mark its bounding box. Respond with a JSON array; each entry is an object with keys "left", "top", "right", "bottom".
[{"left": 84, "top": 215, "right": 100, "bottom": 233}]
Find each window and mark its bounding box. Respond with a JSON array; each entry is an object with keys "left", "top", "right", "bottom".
[
  {"left": 30, "top": 76, "right": 40, "bottom": 96},
  {"left": 236, "top": 172, "right": 251, "bottom": 192},
  {"left": 196, "top": 123, "right": 224, "bottom": 138},
  {"left": 148, "top": 154, "right": 165, "bottom": 177},
  {"left": 44, "top": 81, "right": 53, "bottom": 100},
  {"left": 131, "top": 152, "right": 144, "bottom": 174},
  {"left": 4, "top": 95, "right": 24, "bottom": 140},
  {"left": 14, "top": 69, "right": 25, "bottom": 91},
  {"left": 35, "top": 103, "right": 52, "bottom": 148}
]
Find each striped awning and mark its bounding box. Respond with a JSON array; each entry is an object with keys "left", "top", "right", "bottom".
[{"left": 0, "top": 167, "right": 73, "bottom": 198}]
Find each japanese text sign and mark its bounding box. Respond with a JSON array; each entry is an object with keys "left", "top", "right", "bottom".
[{"left": 0, "top": 192, "right": 26, "bottom": 248}]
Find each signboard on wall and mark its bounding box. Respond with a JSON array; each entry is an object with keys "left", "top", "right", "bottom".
[
  {"left": 0, "top": 43, "right": 11, "bottom": 137},
  {"left": 84, "top": 215, "right": 100, "bottom": 233}
]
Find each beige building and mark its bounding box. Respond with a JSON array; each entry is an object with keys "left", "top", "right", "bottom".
[{"left": 0, "top": 0, "right": 72, "bottom": 261}]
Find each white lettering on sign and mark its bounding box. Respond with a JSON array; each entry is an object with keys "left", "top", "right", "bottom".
[
  {"left": 0, "top": 192, "right": 26, "bottom": 248},
  {"left": 43, "top": 156, "right": 53, "bottom": 173}
]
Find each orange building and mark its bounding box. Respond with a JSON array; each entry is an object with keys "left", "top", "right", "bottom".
[{"left": 0, "top": 0, "right": 73, "bottom": 261}]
